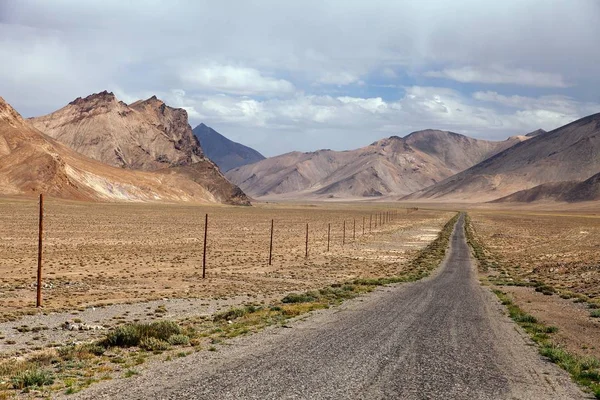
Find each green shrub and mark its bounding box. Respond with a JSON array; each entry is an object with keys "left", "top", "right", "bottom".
[
  {"left": 11, "top": 368, "right": 54, "bottom": 389},
  {"left": 213, "top": 306, "right": 255, "bottom": 322},
  {"left": 168, "top": 334, "right": 190, "bottom": 346},
  {"left": 103, "top": 325, "right": 140, "bottom": 347},
  {"left": 102, "top": 320, "right": 182, "bottom": 348},
  {"left": 139, "top": 337, "right": 170, "bottom": 351},
  {"left": 281, "top": 292, "right": 317, "bottom": 304}
]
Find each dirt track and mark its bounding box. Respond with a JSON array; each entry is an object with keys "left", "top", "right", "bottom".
[{"left": 71, "top": 215, "right": 586, "bottom": 399}]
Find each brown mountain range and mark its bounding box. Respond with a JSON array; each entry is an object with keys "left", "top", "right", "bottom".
[
  {"left": 226, "top": 130, "right": 527, "bottom": 199},
  {"left": 0, "top": 96, "right": 248, "bottom": 204},
  {"left": 404, "top": 113, "right": 600, "bottom": 202}
]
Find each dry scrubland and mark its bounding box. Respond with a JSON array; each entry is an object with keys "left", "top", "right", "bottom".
[
  {"left": 469, "top": 210, "right": 600, "bottom": 367},
  {"left": 0, "top": 197, "right": 453, "bottom": 321},
  {"left": 470, "top": 211, "right": 600, "bottom": 298}
]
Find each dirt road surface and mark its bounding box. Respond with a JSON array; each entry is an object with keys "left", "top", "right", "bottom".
[{"left": 72, "top": 215, "right": 586, "bottom": 399}]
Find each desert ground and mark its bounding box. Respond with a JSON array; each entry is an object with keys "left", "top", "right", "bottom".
[
  {"left": 1, "top": 197, "right": 599, "bottom": 398},
  {"left": 468, "top": 208, "right": 600, "bottom": 362},
  {"left": 0, "top": 197, "right": 452, "bottom": 322}
]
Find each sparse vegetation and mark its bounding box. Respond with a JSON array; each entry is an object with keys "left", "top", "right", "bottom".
[
  {"left": 11, "top": 368, "right": 54, "bottom": 389},
  {"left": 0, "top": 204, "right": 457, "bottom": 398},
  {"left": 168, "top": 334, "right": 190, "bottom": 346},
  {"left": 494, "top": 290, "right": 600, "bottom": 397},
  {"left": 139, "top": 337, "right": 170, "bottom": 352},
  {"left": 468, "top": 213, "right": 600, "bottom": 399},
  {"left": 102, "top": 320, "right": 182, "bottom": 348}
]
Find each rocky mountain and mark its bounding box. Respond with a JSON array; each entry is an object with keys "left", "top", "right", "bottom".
[
  {"left": 193, "top": 123, "right": 265, "bottom": 172},
  {"left": 0, "top": 96, "right": 248, "bottom": 203},
  {"left": 226, "top": 130, "right": 526, "bottom": 199},
  {"left": 493, "top": 171, "right": 600, "bottom": 203},
  {"left": 405, "top": 113, "right": 600, "bottom": 202},
  {"left": 28, "top": 91, "right": 249, "bottom": 205},
  {"left": 30, "top": 91, "right": 203, "bottom": 170}
]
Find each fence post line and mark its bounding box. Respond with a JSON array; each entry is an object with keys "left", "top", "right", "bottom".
[
  {"left": 268, "top": 219, "right": 274, "bottom": 266},
  {"left": 327, "top": 223, "right": 331, "bottom": 252},
  {"left": 36, "top": 193, "right": 44, "bottom": 308},
  {"left": 202, "top": 213, "right": 208, "bottom": 279},
  {"left": 305, "top": 223, "right": 309, "bottom": 258}
]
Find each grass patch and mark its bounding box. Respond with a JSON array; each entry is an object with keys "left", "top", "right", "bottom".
[
  {"left": 467, "top": 214, "right": 600, "bottom": 398},
  {"left": 281, "top": 292, "right": 318, "bottom": 304},
  {"left": 101, "top": 320, "right": 182, "bottom": 348},
  {"left": 168, "top": 334, "right": 190, "bottom": 346},
  {"left": 591, "top": 310, "right": 600, "bottom": 318},
  {"left": 492, "top": 287, "right": 600, "bottom": 397},
  {"left": 11, "top": 368, "right": 54, "bottom": 389}
]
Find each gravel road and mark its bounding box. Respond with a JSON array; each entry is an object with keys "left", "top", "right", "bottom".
[{"left": 73, "top": 214, "right": 587, "bottom": 399}]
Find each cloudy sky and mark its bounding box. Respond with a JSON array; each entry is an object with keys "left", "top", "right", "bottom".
[{"left": 1, "top": 0, "right": 599, "bottom": 156}]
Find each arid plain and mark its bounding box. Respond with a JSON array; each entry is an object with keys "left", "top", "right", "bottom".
[
  {"left": 1, "top": 197, "right": 600, "bottom": 397},
  {"left": 467, "top": 206, "right": 600, "bottom": 362},
  {"left": 0, "top": 197, "right": 453, "bottom": 322}
]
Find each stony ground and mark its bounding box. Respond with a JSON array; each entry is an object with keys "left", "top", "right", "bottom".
[{"left": 69, "top": 215, "right": 586, "bottom": 400}]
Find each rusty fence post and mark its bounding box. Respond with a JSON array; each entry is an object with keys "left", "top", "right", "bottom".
[
  {"left": 362, "top": 216, "right": 365, "bottom": 235},
  {"left": 202, "top": 213, "right": 208, "bottom": 279},
  {"left": 327, "top": 223, "right": 331, "bottom": 252},
  {"left": 36, "top": 194, "right": 44, "bottom": 308},
  {"left": 305, "top": 223, "right": 309, "bottom": 258},
  {"left": 268, "top": 219, "right": 274, "bottom": 266}
]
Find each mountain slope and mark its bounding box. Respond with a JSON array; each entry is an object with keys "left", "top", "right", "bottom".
[
  {"left": 226, "top": 131, "right": 526, "bottom": 199},
  {"left": 405, "top": 113, "right": 600, "bottom": 202},
  {"left": 0, "top": 96, "right": 244, "bottom": 203},
  {"left": 193, "top": 123, "right": 265, "bottom": 172},
  {"left": 29, "top": 91, "right": 249, "bottom": 205},
  {"left": 494, "top": 171, "right": 600, "bottom": 203},
  {"left": 30, "top": 91, "right": 203, "bottom": 170}
]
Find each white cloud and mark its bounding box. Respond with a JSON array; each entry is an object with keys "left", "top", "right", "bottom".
[
  {"left": 425, "top": 66, "right": 569, "bottom": 88},
  {"left": 473, "top": 91, "right": 600, "bottom": 118},
  {"left": 180, "top": 64, "right": 295, "bottom": 96},
  {"left": 337, "top": 97, "right": 387, "bottom": 113},
  {"left": 317, "top": 71, "right": 361, "bottom": 86},
  {"left": 2, "top": 1, "right": 600, "bottom": 155},
  {"left": 111, "top": 85, "right": 599, "bottom": 157}
]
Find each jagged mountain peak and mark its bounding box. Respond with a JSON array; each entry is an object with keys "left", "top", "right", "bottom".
[
  {"left": 69, "top": 90, "right": 117, "bottom": 106},
  {"left": 30, "top": 92, "right": 203, "bottom": 170}
]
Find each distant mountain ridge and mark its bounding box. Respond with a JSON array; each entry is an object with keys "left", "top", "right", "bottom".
[
  {"left": 226, "top": 130, "right": 527, "bottom": 199},
  {"left": 404, "top": 113, "right": 600, "bottom": 202},
  {"left": 193, "top": 123, "right": 265, "bottom": 172}
]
